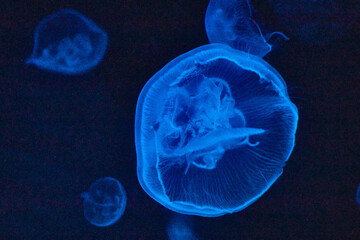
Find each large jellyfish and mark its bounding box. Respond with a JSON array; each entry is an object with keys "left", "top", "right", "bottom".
[
  {"left": 81, "top": 177, "right": 127, "bottom": 227},
  {"left": 205, "top": 0, "right": 284, "bottom": 57},
  {"left": 26, "top": 9, "right": 108, "bottom": 75},
  {"left": 135, "top": 44, "right": 298, "bottom": 217}
]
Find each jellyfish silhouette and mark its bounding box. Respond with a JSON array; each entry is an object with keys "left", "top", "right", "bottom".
[
  {"left": 26, "top": 9, "right": 108, "bottom": 75},
  {"left": 268, "top": 0, "right": 360, "bottom": 44},
  {"left": 205, "top": 0, "right": 286, "bottom": 57},
  {"left": 167, "top": 214, "right": 198, "bottom": 240},
  {"left": 81, "top": 177, "right": 126, "bottom": 227},
  {"left": 357, "top": 184, "right": 360, "bottom": 205},
  {"left": 135, "top": 44, "right": 298, "bottom": 217}
]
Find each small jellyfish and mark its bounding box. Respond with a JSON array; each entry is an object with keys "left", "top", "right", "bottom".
[
  {"left": 357, "top": 184, "right": 360, "bottom": 205},
  {"left": 26, "top": 9, "right": 108, "bottom": 75},
  {"left": 167, "top": 214, "right": 198, "bottom": 240},
  {"left": 135, "top": 44, "right": 298, "bottom": 217},
  {"left": 205, "top": 0, "right": 276, "bottom": 57},
  {"left": 81, "top": 177, "right": 126, "bottom": 227},
  {"left": 268, "top": 0, "right": 360, "bottom": 44}
]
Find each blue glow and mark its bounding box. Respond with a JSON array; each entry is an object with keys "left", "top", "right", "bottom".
[
  {"left": 269, "top": 0, "right": 359, "bottom": 44},
  {"left": 357, "top": 184, "right": 360, "bottom": 205},
  {"left": 135, "top": 44, "right": 298, "bottom": 217},
  {"left": 81, "top": 177, "right": 126, "bottom": 227},
  {"left": 26, "top": 9, "right": 108, "bottom": 75},
  {"left": 167, "top": 214, "right": 198, "bottom": 240},
  {"left": 205, "top": 0, "right": 281, "bottom": 57}
]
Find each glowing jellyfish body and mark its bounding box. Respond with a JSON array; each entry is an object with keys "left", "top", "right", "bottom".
[
  {"left": 26, "top": 9, "right": 107, "bottom": 75},
  {"left": 357, "top": 184, "right": 360, "bottom": 205},
  {"left": 205, "top": 0, "right": 273, "bottom": 57},
  {"left": 135, "top": 44, "right": 298, "bottom": 217},
  {"left": 167, "top": 214, "right": 198, "bottom": 240},
  {"left": 81, "top": 177, "right": 126, "bottom": 227}
]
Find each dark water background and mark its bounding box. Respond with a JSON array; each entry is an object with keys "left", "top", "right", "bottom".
[{"left": 0, "top": 0, "right": 359, "bottom": 239}]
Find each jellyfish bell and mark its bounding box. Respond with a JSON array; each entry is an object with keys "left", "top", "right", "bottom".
[
  {"left": 135, "top": 44, "right": 298, "bottom": 217},
  {"left": 82, "top": 177, "right": 127, "bottom": 227},
  {"left": 26, "top": 9, "right": 108, "bottom": 75},
  {"left": 205, "top": 0, "right": 287, "bottom": 57}
]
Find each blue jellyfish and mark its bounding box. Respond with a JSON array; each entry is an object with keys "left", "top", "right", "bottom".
[
  {"left": 26, "top": 9, "right": 108, "bottom": 75},
  {"left": 135, "top": 44, "right": 298, "bottom": 217},
  {"left": 81, "top": 177, "right": 126, "bottom": 227},
  {"left": 357, "top": 184, "right": 360, "bottom": 205},
  {"left": 167, "top": 214, "right": 198, "bottom": 240},
  {"left": 268, "top": 0, "right": 360, "bottom": 44},
  {"left": 205, "top": 0, "right": 286, "bottom": 57}
]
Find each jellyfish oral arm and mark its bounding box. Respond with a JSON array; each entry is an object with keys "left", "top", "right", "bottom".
[
  {"left": 184, "top": 127, "right": 265, "bottom": 172},
  {"left": 174, "top": 127, "right": 265, "bottom": 156},
  {"left": 156, "top": 125, "right": 265, "bottom": 173},
  {"left": 153, "top": 74, "right": 267, "bottom": 173}
]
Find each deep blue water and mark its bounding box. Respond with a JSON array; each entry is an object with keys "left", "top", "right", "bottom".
[{"left": 0, "top": 0, "right": 359, "bottom": 239}]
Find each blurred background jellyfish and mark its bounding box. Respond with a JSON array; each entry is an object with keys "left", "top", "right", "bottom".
[
  {"left": 268, "top": 0, "right": 360, "bottom": 44},
  {"left": 357, "top": 184, "right": 360, "bottom": 205},
  {"left": 205, "top": 0, "right": 286, "bottom": 57},
  {"left": 167, "top": 213, "right": 198, "bottom": 240},
  {"left": 81, "top": 177, "right": 126, "bottom": 227},
  {"left": 26, "top": 9, "right": 108, "bottom": 75},
  {"left": 135, "top": 44, "right": 298, "bottom": 217}
]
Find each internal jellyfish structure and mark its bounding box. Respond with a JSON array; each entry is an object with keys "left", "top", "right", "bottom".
[
  {"left": 205, "top": 0, "right": 282, "bottom": 57},
  {"left": 135, "top": 44, "right": 298, "bottom": 217},
  {"left": 26, "top": 9, "right": 108, "bottom": 75},
  {"left": 81, "top": 177, "right": 127, "bottom": 227}
]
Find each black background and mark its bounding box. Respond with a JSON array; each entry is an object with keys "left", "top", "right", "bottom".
[{"left": 0, "top": 0, "right": 359, "bottom": 239}]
